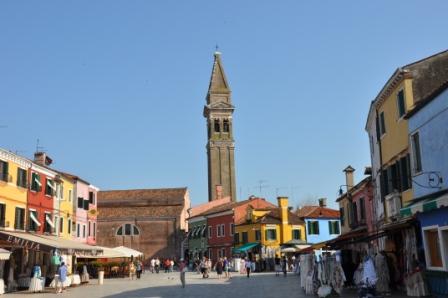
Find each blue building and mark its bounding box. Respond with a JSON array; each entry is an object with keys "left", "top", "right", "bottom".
[
  {"left": 296, "top": 198, "right": 341, "bottom": 245},
  {"left": 401, "top": 82, "right": 448, "bottom": 296}
]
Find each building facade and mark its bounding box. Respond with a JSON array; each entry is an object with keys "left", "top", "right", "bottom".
[
  {"left": 204, "top": 52, "right": 236, "bottom": 202},
  {"left": 97, "top": 188, "right": 190, "bottom": 261},
  {"left": 296, "top": 198, "right": 340, "bottom": 244}
]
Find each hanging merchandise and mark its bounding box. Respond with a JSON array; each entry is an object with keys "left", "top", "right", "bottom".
[
  {"left": 374, "top": 252, "right": 390, "bottom": 294},
  {"left": 51, "top": 250, "right": 61, "bottom": 266},
  {"left": 28, "top": 265, "right": 44, "bottom": 293},
  {"left": 361, "top": 256, "right": 377, "bottom": 286}
]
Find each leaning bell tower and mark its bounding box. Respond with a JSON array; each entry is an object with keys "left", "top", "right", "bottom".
[{"left": 204, "top": 52, "right": 237, "bottom": 202}]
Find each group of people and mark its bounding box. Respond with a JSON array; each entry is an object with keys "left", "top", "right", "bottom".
[
  {"left": 148, "top": 257, "right": 175, "bottom": 274},
  {"left": 128, "top": 260, "right": 144, "bottom": 280}
]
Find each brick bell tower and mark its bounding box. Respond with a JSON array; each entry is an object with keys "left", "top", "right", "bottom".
[{"left": 204, "top": 51, "right": 237, "bottom": 202}]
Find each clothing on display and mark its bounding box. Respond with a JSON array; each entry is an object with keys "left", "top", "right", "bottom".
[
  {"left": 29, "top": 265, "right": 44, "bottom": 293},
  {"left": 374, "top": 253, "right": 390, "bottom": 293},
  {"left": 81, "top": 265, "right": 90, "bottom": 283}
]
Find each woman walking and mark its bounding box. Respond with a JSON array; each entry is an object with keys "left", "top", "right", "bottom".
[
  {"left": 245, "top": 258, "right": 252, "bottom": 278},
  {"left": 179, "top": 258, "right": 187, "bottom": 288},
  {"left": 223, "top": 257, "right": 231, "bottom": 279},
  {"left": 216, "top": 258, "right": 224, "bottom": 279}
]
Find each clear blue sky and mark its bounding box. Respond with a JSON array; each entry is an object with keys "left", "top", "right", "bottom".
[{"left": 1, "top": 1, "right": 447, "bottom": 208}]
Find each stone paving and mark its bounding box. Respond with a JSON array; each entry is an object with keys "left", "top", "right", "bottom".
[{"left": 6, "top": 271, "right": 408, "bottom": 298}]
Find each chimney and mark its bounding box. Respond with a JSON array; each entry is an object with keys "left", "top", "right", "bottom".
[
  {"left": 34, "top": 152, "right": 53, "bottom": 166},
  {"left": 277, "top": 196, "right": 289, "bottom": 244},
  {"left": 215, "top": 185, "right": 223, "bottom": 200},
  {"left": 343, "top": 165, "right": 355, "bottom": 190},
  {"left": 318, "top": 198, "right": 327, "bottom": 207}
]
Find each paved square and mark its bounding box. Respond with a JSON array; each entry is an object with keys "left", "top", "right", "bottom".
[{"left": 6, "top": 271, "right": 407, "bottom": 297}]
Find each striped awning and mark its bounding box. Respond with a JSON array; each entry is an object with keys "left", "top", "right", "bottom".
[{"left": 400, "top": 193, "right": 448, "bottom": 217}]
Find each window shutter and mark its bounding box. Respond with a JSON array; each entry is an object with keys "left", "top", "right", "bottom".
[{"left": 328, "top": 221, "right": 333, "bottom": 234}]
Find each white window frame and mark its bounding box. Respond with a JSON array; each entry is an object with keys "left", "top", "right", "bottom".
[
  {"left": 221, "top": 224, "right": 225, "bottom": 237},
  {"left": 230, "top": 223, "right": 234, "bottom": 236},
  {"left": 208, "top": 226, "right": 212, "bottom": 239},
  {"left": 422, "top": 225, "right": 447, "bottom": 271}
]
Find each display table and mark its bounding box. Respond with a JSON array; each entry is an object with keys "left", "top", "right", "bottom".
[
  {"left": 50, "top": 275, "right": 72, "bottom": 288},
  {"left": 17, "top": 276, "right": 31, "bottom": 288},
  {"left": 71, "top": 274, "right": 81, "bottom": 286},
  {"left": 0, "top": 278, "right": 4, "bottom": 294}
]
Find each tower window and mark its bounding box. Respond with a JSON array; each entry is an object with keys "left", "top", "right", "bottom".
[
  {"left": 214, "top": 119, "right": 220, "bottom": 132},
  {"left": 223, "top": 119, "right": 229, "bottom": 132}
]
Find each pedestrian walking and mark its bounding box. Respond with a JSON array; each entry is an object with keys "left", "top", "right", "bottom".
[
  {"left": 150, "top": 258, "right": 156, "bottom": 273},
  {"left": 275, "top": 256, "right": 281, "bottom": 277},
  {"left": 281, "top": 256, "right": 288, "bottom": 277},
  {"left": 170, "top": 259, "right": 174, "bottom": 272},
  {"left": 179, "top": 258, "right": 187, "bottom": 288},
  {"left": 245, "top": 258, "right": 252, "bottom": 278},
  {"left": 216, "top": 258, "right": 224, "bottom": 279},
  {"left": 206, "top": 258, "right": 212, "bottom": 278},
  {"left": 136, "top": 260, "right": 143, "bottom": 279},
  {"left": 240, "top": 258, "right": 246, "bottom": 274},
  {"left": 129, "top": 262, "right": 136, "bottom": 280},
  {"left": 155, "top": 258, "right": 160, "bottom": 273},
  {"left": 55, "top": 262, "right": 67, "bottom": 294},
  {"left": 223, "top": 257, "right": 231, "bottom": 279}
]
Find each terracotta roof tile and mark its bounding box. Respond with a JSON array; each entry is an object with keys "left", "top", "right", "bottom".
[
  {"left": 189, "top": 197, "right": 232, "bottom": 218},
  {"left": 296, "top": 206, "right": 340, "bottom": 219}
]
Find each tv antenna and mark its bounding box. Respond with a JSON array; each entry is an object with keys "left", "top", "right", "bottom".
[
  {"left": 255, "top": 180, "right": 269, "bottom": 197},
  {"left": 35, "top": 139, "right": 45, "bottom": 153}
]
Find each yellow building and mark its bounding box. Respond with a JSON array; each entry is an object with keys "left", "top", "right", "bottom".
[
  {"left": 55, "top": 174, "right": 75, "bottom": 239},
  {"left": 234, "top": 197, "right": 305, "bottom": 257},
  {"left": 372, "top": 51, "right": 448, "bottom": 221},
  {"left": 0, "top": 149, "right": 32, "bottom": 231}
]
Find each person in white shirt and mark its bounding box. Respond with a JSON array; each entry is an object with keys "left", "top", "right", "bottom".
[
  {"left": 150, "top": 258, "right": 156, "bottom": 273},
  {"left": 245, "top": 258, "right": 252, "bottom": 278}
]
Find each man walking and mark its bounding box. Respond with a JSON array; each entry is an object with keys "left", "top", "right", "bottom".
[
  {"left": 179, "top": 258, "right": 187, "bottom": 288},
  {"left": 56, "top": 262, "right": 67, "bottom": 294},
  {"left": 245, "top": 258, "right": 252, "bottom": 278},
  {"left": 150, "top": 258, "right": 155, "bottom": 273}
]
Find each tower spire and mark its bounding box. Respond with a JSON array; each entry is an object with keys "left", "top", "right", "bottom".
[{"left": 204, "top": 52, "right": 237, "bottom": 202}]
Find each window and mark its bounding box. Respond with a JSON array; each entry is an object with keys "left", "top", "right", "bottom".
[
  {"left": 14, "top": 207, "right": 25, "bottom": 230},
  {"left": 242, "top": 231, "right": 248, "bottom": 243},
  {"left": 45, "top": 179, "right": 54, "bottom": 196},
  {"left": 214, "top": 119, "right": 220, "bottom": 132},
  {"left": 29, "top": 210, "right": 39, "bottom": 231},
  {"left": 230, "top": 223, "right": 234, "bottom": 236},
  {"left": 397, "top": 90, "right": 406, "bottom": 118},
  {"left": 328, "top": 221, "right": 340, "bottom": 235},
  {"left": 307, "top": 221, "right": 320, "bottom": 235},
  {"left": 0, "top": 160, "right": 8, "bottom": 182},
  {"left": 78, "top": 197, "right": 84, "bottom": 208},
  {"left": 83, "top": 225, "right": 86, "bottom": 238},
  {"left": 223, "top": 119, "right": 229, "bottom": 133},
  {"left": 265, "top": 229, "right": 276, "bottom": 241},
  {"left": 83, "top": 199, "right": 89, "bottom": 211},
  {"left": 255, "top": 230, "right": 261, "bottom": 241},
  {"left": 59, "top": 217, "right": 63, "bottom": 234},
  {"left": 56, "top": 183, "right": 63, "bottom": 200},
  {"left": 68, "top": 190, "right": 72, "bottom": 202},
  {"left": 17, "top": 168, "right": 27, "bottom": 188},
  {"left": 0, "top": 204, "right": 5, "bottom": 227},
  {"left": 379, "top": 112, "right": 386, "bottom": 136},
  {"left": 216, "top": 224, "right": 225, "bottom": 237},
  {"left": 208, "top": 226, "right": 212, "bottom": 239},
  {"left": 411, "top": 132, "right": 422, "bottom": 173},
  {"left": 93, "top": 222, "right": 96, "bottom": 238},
  {"left": 292, "top": 229, "right": 301, "bottom": 240},
  {"left": 234, "top": 232, "right": 240, "bottom": 244},
  {"left": 77, "top": 223, "right": 80, "bottom": 237},
  {"left": 221, "top": 224, "right": 225, "bottom": 237},
  {"left": 425, "top": 228, "right": 443, "bottom": 268},
  {"left": 31, "top": 172, "right": 41, "bottom": 192},
  {"left": 116, "top": 224, "right": 140, "bottom": 236},
  {"left": 359, "top": 198, "right": 366, "bottom": 220},
  {"left": 88, "top": 221, "right": 91, "bottom": 237},
  {"left": 221, "top": 248, "right": 226, "bottom": 258},
  {"left": 340, "top": 207, "right": 345, "bottom": 226},
  {"left": 44, "top": 213, "right": 52, "bottom": 233},
  {"left": 68, "top": 219, "right": 71, "bottom": 234},
  {"left": 89, "top": 191, "right": 95, "bottom": 204}
]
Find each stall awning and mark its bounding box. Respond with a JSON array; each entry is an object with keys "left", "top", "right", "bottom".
[
  {"left": 45, "top": 214, "right": 55, "bottom": 228},
  {"left": 30, "top": 212, "right": 41, "bottom": 227},
  {"left": 79, "top": 246, "right": 126, "bottom": 259},
  {"left": 233, "top": 242, "right": 259, "bottom": 253},
  {"left": 400, "top": 192, "right": 448, "bottom": 217},
  {"left": 0, "top": 248, "right": 11, "bottom": 260},
  {"left": 0, "top": 231, "right": 103, "bottom": 256},
  {"left": 113, "top": 246, "right": 144, "bottom": 258},
  {"left": 201, "top": 225, "right": 207, "bottom": 237}
]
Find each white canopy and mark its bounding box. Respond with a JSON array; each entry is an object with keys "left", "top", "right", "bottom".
[
  {"left": 113, "top": 246, "right": 144, "bottom": 258},
  {"left": 79, "top": 246, "right": 126, "bottom": 259},
  {"left": 0, "top": 248, "right": 11, "bottom": 260}
]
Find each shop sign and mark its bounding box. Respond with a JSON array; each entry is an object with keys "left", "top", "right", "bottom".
[{"left": 6, "top": 235, "right": 40, "bottom": 250}]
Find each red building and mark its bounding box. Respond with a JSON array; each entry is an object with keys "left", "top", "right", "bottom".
[
  {"left": 27, "top": 163, "right": 58, "bottom": 234},
  {"left": 203, "top": 197, "right": 275, "bottom": 261}
]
